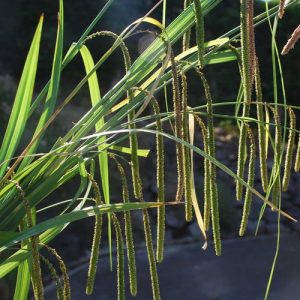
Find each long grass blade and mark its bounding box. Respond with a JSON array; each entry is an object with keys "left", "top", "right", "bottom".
[{"left": 0, "top": 16, "right": 44, "bottom": 178}]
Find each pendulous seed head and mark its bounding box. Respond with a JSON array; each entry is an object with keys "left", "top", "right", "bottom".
[
  {"left": 282, "top": 107, "right": 296, "bottom": 191},
  {"left": 239, "top": 124, "right": 256, "bottom": 236}
]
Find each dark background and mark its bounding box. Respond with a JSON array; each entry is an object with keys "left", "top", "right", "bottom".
[
  {"left": 0, "top": 1, "right": 300, "bottom": 298},
  {"left": 0, "top": 0, "right": 299, "bottom": 104}
]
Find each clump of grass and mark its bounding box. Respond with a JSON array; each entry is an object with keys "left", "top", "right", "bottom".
[{"left": 1, "top": 2, "right": 299, "bottom": 300}]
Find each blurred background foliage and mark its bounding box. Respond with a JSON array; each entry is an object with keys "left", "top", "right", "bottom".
[{"left": 0, "top": 0, "right": 299, "bottom": 108}]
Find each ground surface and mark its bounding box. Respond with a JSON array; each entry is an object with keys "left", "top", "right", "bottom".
[{"left": 45, "top": 234, "right": 300, "bottom": 300}]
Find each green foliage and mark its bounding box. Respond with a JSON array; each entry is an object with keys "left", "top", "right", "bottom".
[{"left": 0, "top": 0, "right": 300, "bottom": 299}]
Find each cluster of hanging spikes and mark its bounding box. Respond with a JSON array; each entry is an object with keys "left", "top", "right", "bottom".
[
  {"left": 236, "top": 0, "right": 255, "bottom": 202},
  {"left": 85, "top": 30, "right": 143, "bottom": 201},
  {"left": 132, "top": 87, "right": 166, "bottom": 264},
  {"left": 83, "top": 146, "right": 163, "bottom": 300},
  {"left": 23, "top": 1, "right": 300, "bottom": 299},
  {"left": 85, "top": 28, "right": 166, "bottom": 300},
  {"left": 109, "top": 154, "right": 137, "bottom": 296},
  {"left": 236, "top": 101, "right": 300, "bottom": 235},
  {"left": 42, "top": 244, "right": 71, "bottom": 300},
  {"left": 11, "top": 179, "right": 44, "bottom": 300},
  {"left": 194, "top": 0, "right": 221, "bottom": 256},
  {"left": 10, "top": 177, "right": 71, "bottom": 300}
]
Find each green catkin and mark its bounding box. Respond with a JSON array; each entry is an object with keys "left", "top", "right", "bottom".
[
  {"left": 294, "top": 134, "right": 300, "bottom": 172},
  {"left": 43, "top": 245, "right": 70, "bottom": 300},
  {"left": 132, "top": 87, "right": 166, "bottom": 263},
  {"left": 109, "top": 154, "right": 137, "bottom": 296},
  {"left": 194, "top": 0, "right": 220, "bottom": 254},
  {"left": 248, "top": 0, "right": 256, "bottom": 81},
  {"left": 269, "top": 106, "right": 282, "bottom": 208},
  {"left": 86, "top": 174, "right": 103, "bottom": 295},
  {"left": 254, "top": 58, "right": 268, "bottom": 192},
  {"left": 193, "top": 0, "right": 205, "bottom": 69},
  {"left": 282, "top": 107, "right": 296, "bottom": 191},
  {"left": 40, "top": 256, "right": 64, "bottom": 300},
  {"left": 150, "top": 97, "right": 166, "bottom": 263},
  {"left": 112, "top": 214, "right": 125, "bottom": 300},
  {"left": 170, "top": 51, "right": 184, "bottom": 203},
  {"left": 181, "top": 73, "right": 193, "bottom": 222},
  {"left": 236, "top": 0, "right": 253, "bottom": 201},
  {"left": 86, "top": 31, "right": 143, "bottom": 199},
  {"left": 183, "top": 0, "right": 192, "bottom": 51},
  {"left": 12, "top": 181, "right": 44, "bottom": 300},
  {"left": 239, "top": 124, "right": 256, "bottom": 236},
  {"left": 182, "top": 3, "right": 193, "bottom": 221},
  {"left": 197, "top": 70, "right": 221, "bottom": 256},
  {"left": 143, "top": 209, "right": 161, "bottom": 300},
  {"left": 194, "top": 115, "right": 210, "bottom": 231}
]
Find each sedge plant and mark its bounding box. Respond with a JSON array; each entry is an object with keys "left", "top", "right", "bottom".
[{"left": 0, "top": 0, "right": 300, "bottom": 299}]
